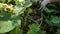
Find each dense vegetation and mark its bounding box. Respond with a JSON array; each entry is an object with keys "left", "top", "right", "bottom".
[{"left": 0, "top": 0, "right": 60, "bottom": 34}]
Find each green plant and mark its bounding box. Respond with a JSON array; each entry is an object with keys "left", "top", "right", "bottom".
[
  {"left": 0, "top": 0, "right": 32, "bottom": 34},
  {"left": 0, "top": 0, "right": 60, "bottom": 34}
]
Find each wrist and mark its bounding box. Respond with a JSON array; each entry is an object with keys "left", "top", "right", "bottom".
[{"left": 46, "top": 0, "right": 51, "bottom": 3}]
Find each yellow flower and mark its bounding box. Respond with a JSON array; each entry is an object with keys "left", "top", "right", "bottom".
[
  {"left": 2, "top": 4, "right": 8, "bottom": 8},
  {"left": 2, "top": 4, "right": 14, "bottom": 11},
  {"left": 7, "top": 5, "right": 14, "bottom": 11}
]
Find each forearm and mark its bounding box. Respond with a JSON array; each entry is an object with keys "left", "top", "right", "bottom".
[
  {"left": 50, "top": 0, "right": 60, "bottom": 3},
  {"left": 41, "top": 0, "right": 60, "bottom": 7}
]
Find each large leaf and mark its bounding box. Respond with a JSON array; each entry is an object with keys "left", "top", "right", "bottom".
[{"left": 0, "top": 16, "right": 21, "bottom": 33}]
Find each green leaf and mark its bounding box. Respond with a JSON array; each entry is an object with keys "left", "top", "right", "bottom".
[
  {"left": 13, "top": 5, "right": 24, "bottom": 16},
  {"left": 0, "top": 3, "right": 3, "bottom": 8},
  {"left": 0, "top": 20, "right": 15, "bottom": 33},
  {"left": 23, "top": 0, "right": 32, "bottom": 7},
  {"left": 0, "top": 16, "right": 21, "bottom": 33},
  {"left": 27, "top": 31, "right": 38, "bottom": 34},
  {"left": 46, "top": 16, "right": 60, "bottom": 26},
  {"left": 27, "top": 23, "right": 40, "bottom": 34},
  {"left": 10, "top": 26, "right": 22, "bottom": 34},
  {"left": 8, "top": 0, "right": 11, "bottom": 2},
  {"left": 27, "top": 8, "right": 32, "bottom": 14},
  {"left": 43, "top": 7, "right": 54, "bottom": 13},
  {"left": 29, "top": 23, "right": 40, "bottom": 32},
  {"left": 0, "top": 0, "right": 5, "bottom": 3}
]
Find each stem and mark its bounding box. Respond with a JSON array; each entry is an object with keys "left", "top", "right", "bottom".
[{"left": 40, "top": 9, "right": 43, "bottom": 26}]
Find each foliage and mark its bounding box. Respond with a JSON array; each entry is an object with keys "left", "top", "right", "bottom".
[
  {"left": 27, "top": 23, "right": 40, "bottom": 34},
  {"left": 0, "top": 0, "right": 60, "bottom": 34},
  {"left": 0, "top": 0, "right": 32, "bottom": 34}
]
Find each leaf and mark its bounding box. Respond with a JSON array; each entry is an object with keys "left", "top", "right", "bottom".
[
  {"left": 27, "top": 31, "right": 38, "bottom": 34},
  {"left": 23, "top": 0, "right": 32, "bottom": 7},
  {"left": 13, "top": 0, "right": 32, "bottom": 16},
  {"left": 43, "top": 7, "right": 54, "bottom": 13},
  {"left": 29, "top": 23, "right": 40, "bottom": 32},
  {"left": 0, "top": 16, "right": 21, "bottom": 33},
  {"left": 8, "top": 0, "right": 11, "bottom": 2},
  {"left": 46, "top": 16, "right": 60, "bottom": 26},
  {"left": 0, "top": 0, "right": 5, "bottom": 3},
  {"left": 0, "top": 20, "right": 15, "bottom": 33},
  {"left": 27, "top": 8, "right": 32, "bottom": 14},
  {"left": 27, "top": 23, "right": 40, "bottom": 34},
  {"left": 51, "top": 17, "right": 60, "bottom": 24},
  {"left": 10, "top": 26, "right": 22, "bottom": 34},
  {"left": 0, "top": 3, "right": 3, "bottom": 8},
  {"left": 13, "top": 5, "right": 24, "bottom": 16}
]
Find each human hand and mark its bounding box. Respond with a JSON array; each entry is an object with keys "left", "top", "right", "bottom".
[{"left": 41, "top": 0, "right": 50, "bottom": 7}]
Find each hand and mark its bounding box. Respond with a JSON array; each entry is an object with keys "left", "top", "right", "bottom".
[{"left": 41, "top": 0, "right": 50, "bottom": 7}]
